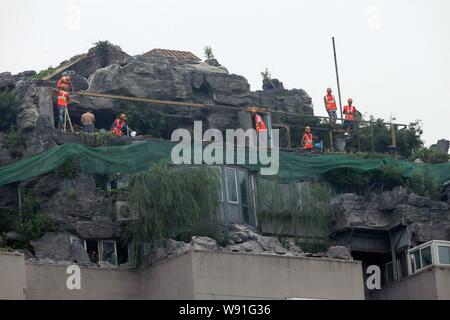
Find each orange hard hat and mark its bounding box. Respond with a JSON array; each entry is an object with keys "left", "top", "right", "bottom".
[
  {"left": 120, "top": 114, "right": 126, "bottom": 120},
  {"left": 305, "top": 126, "right": 311, "bottom": 132}
]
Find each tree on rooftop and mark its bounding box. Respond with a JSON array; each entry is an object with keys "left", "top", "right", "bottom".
[{"left": 203, "top": 46, "right": 215, "bottom": 60}]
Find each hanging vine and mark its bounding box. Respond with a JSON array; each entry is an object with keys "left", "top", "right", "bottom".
[
  {"left": 122, "top": 163, "right": 222, "bottom": 262},
  {"left": 256, "top": 177, "right": 333, "bottom": 252}
]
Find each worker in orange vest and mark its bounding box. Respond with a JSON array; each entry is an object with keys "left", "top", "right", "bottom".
[
  {"left": 252, "top": 111, "right": 267, "bottom": 133},
  {"left": 56, "top": 89, "right": 70, "bottom": 129},
  {"left": 301, "top": 126, "right": 314, "bottom": 150},
  {"left": 57, "top": 75, "right": 72, "bottom": 92},
  {"left": 56, "top": 75, "right": 73, "bottom": 129},
  {"left": 324, "top": 87, "right": 337, "bottom": 125},
  {"left": 343, "top": 98, "right": 357, "bottom": 134},
  {"left": 111, "top": 114, "right": 129, "bottom": 136}
]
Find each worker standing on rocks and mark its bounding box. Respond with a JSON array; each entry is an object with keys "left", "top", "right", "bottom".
[
  {"left": 56, "top": 75, "right": 72, "bottom": 130},
  {"left": 343, "top": 98, "right": 357, "bottom": 134},
  {"left": 81, "top": 109, "right": 95, "bottom": 133},
  {"left": 111, "top": 113, "right": 129, "bottom": 136},
  {"left": 301, "top": 126, "right": 314, "bottom": 150},
  {"left": 324, "top": 87, "right": 337, "bottom": 126}
]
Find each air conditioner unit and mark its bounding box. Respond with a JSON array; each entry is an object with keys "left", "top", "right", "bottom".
[{"left": 115, "top": 201, "right": 138, "bottom": 222}]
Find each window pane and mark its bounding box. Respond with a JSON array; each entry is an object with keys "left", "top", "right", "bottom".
[
  {"left": 413, "top": 251, "right": 421, "bottom": 271},
  {"left": 238, "top": 170, "right": 248, "bottom": 206},
  {"left": 421, "top": 246, "right": 432, "bottom": 267},
  {"left": 225, "top": 168, "right": 238, "bottom": 203},
  {"left": 438, "top": 246, "right": 450, "bottom": 265},
  {"left": 212, "top": 167, "right": 223, "bottom": 201},
  {"left": 102, "top": 241, "right": 117, "bottom": 265}
]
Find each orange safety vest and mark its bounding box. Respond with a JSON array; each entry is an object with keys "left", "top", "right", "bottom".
[
  {"left": 57, "top": 90, "right": 69, "bottom": 107},
  {"left": 255, "top": 114, "right": 267, "bottom": 132},
  {"left": 303, "top": 133, "right": 313, "bottom": 149},
  {"left": 325, "top": 94, "right": 337, "bottom": 111},
  {"left": 344, "top": 105, "right": 356, "bottom": 120},
  {"left": 112, "top": 119, "right": 126, "bottom": 136}
]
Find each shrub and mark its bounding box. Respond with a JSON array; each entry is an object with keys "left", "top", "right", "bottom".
[
  {"left": 0, "top": 89, "right": 17, "bottom": 131},
  {"left": 57, "top": 157, "right": 80, "bottom": 179},
  {"left": 94, "top": 40, "right": 112, "bottom": 67},
  {"left": 409, "top": 147, "right": 449, "bottom": 164},
  {"left": 203, "top": 46, "right": 215, "bottom": 60},
  {"left": 32, "top": 67, "right": 55, "bottom": 80},
  {"left": 4, "top": 125, "right": 25, "bottom": 157},
  {"left": 13, "top": 189, "right": 55, "bottom": 250},
  {"left": 324, "top": 165, "right": 405, "bottom": 195},
  {"left": 406, "top": 168, "right": 441, "bottom": 200}
]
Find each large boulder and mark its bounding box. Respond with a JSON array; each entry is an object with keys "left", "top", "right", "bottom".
[
  {"left": 227, "top": 223, "right": 259, "bottom": 244},
  {"left": 25, "top": 173, "right": 118, "bottom": 239},
  {"left": 372, "top": 186, "right": 408, "bottom": 211},
  {"left": 430, "top": 139, "right": 450, "bottom": 154},
  {"left": 165, "top": 239, "right": 192, "bottom": 257},
  {"left": 251, "top": 88, "right": 314, "bottom": 115},
  {"left": 0, "top": 71, "right": 36, "bottom": 90},
  {"left": 30, "top": 232, "right": 88, "bottom": 262},
  {"left": 191, "top": 236, "right": 218, "bottom": 251},
  {"left": 327, "top": 246, "right": 351, "bottom": 260},
  {"left": 50, "top": 43, "right": 130, "bottom": 80},
  {"left": 87, "top": 56, "right": 251, "bottom": 107},
  {"left": 15, "top": 80, "right": 57, "bottom": 156},
  {"left": 256, "top": 235, "right": 287, "bottom": 254},
  {"left": 62, "top": 71, "right": 89, "bottom": 91},
  {"left": 0, "top": 72, "right": 15, "bottom": 90}
]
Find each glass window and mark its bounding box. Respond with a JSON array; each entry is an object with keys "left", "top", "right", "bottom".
[
  {"left": 101, "top": 241, "right": 117, "bottom": 265},
  {"left": 412, "top": 251, "right": 421, "bottom": 272},
  {"left": 225, "top": 168, "right": 238, "bottom": 203},
  {"left": 420, "top": 246, "right": 432, "bottom": 268},
  {"left": 238, "top": 170, "right": 248, "bottom": 206},
  {"left": 438, "top": 246, "right": 450, "bottom": 265}
]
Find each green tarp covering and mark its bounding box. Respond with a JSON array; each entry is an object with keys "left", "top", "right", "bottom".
[{"left": 1, "top": 140, "right": 450, "bottom": 186}]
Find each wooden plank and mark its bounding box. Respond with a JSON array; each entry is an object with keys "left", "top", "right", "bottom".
[
  {"left": 78, "top": 91, "right": 205, "bottom": 108},
  {"left": 42, "top": 54, "right": 88, "bottom": 80}
]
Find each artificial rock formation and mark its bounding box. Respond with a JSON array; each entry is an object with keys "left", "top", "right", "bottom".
[
  {"left": 332, "top": 186, "right": 450, "bottom": 244},
  {"left": 15, "top": 80, "right": 57, "bottom": 156},
  {"left": 23, "top": 173, "right": 118, "bottom": 239}
]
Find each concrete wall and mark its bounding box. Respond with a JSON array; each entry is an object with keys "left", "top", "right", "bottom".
[
  {"left": 188, "top": 251, "right": 365, "bottom": 300},
  {"left": 0, "top": 252, "right": 27, "bottom": 300},
  {"left": 2, "top": 250, "right": 364, "bottom": 300},
  {"left": 141, "top": 252, "right": 194, "bottom": 299},
  {"left": 435, "top": 266, "right": 450, "bottom": 299},
  {"left": 26, "top": 263, "right": 141, "bottom": 300},
  {"left": 370, "top": 266, "right": 450, "bottom": 300}
]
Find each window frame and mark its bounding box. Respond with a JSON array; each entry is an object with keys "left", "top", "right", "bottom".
[
  {"left": 99, "top": 240, "right": 118, "bottom": 266},
  {"left": 408, "top": 240, "right": 450, "bottom": 275},
  {"left": 225, "top": 167, "right": 239, "bottom": 204}
]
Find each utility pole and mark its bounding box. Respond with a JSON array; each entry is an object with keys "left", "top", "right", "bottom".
[{"left": 332, "top": 37, "right": 344, "bottom": 123}]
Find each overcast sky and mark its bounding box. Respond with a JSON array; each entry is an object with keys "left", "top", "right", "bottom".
[{"left": 1, "top": 0, "right": 449, "bottom": 146}]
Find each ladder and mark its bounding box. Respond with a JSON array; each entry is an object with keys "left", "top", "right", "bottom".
[{"left": 62, "top": 107, "right": 74, "bottom": 133}]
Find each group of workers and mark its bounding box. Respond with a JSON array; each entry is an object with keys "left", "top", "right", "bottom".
[
  {"left": 251, "top": 87, "right": 358, "bottom": 151},
  {"left": 55, "top": 75, "right": 130, "bottom": 136},
  {"left": 56, "top": 74, "right": 357, "bottom": 148}
]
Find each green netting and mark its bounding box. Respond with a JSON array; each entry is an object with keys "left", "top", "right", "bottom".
[{"left": 1, "top": 140, "right": 450, "bottom": 186}]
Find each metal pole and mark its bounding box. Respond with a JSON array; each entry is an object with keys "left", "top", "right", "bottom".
[
  {"left": 371, "top": 124, "right": 375, "bottom": 152},
  {"left": 332, "top": 37, "right": 344, "bottom": 124},
  {"left": 329, "top": 130, "right": 334, "bottom": 151}
]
